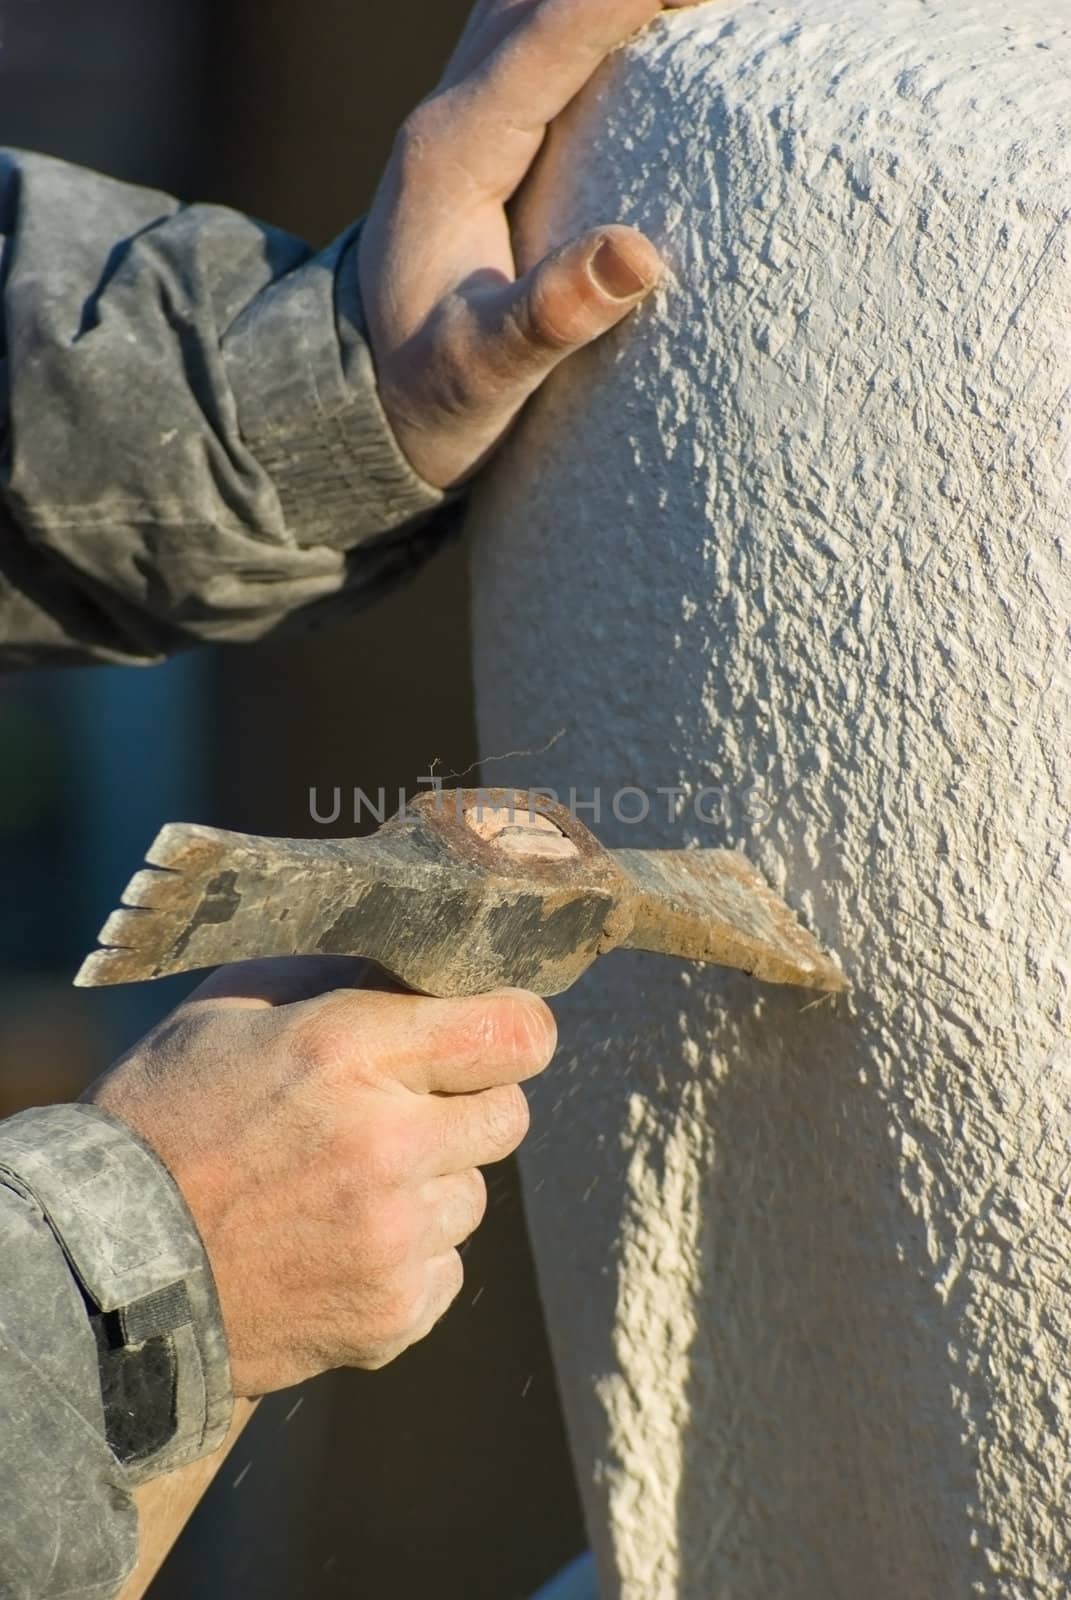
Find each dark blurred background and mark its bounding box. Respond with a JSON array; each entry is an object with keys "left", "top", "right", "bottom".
[{"left": 0, "top": 2, "right": 588, "bottom": 1593}]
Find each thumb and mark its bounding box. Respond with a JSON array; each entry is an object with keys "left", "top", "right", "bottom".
[{"left": 482, "top": 224, "right": 663, "bottom": 385}]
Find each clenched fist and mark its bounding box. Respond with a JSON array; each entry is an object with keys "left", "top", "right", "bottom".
[{"left": 85, "top": 958, "right": 556, "bottom": 1396}]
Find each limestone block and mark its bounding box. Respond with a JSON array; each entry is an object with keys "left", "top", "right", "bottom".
[{"left": 466, "top": 3, "right": 1071, "bottom": 1595}]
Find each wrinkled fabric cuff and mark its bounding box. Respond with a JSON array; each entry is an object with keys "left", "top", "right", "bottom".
[
  {"left": 0, "top": 1102, "right": 232, "bottom": 1485},
  {"left": 222, "top": 219, "right": 447, "bottom": 551}
]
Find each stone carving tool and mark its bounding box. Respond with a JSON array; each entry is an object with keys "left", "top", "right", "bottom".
[
  {"left": 88, "top": 786, "right": 843, "bottom": 1599},
  {"left": 76, "top": 787, "right": 844, "bottom": 994}
]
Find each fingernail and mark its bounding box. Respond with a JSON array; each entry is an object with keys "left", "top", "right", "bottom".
[{"left": 588, "top": 238, "right": 653, "bottom": 300}]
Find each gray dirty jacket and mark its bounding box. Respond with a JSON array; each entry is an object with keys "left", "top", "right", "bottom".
[{"left": 0, "top": 147, "right": 456, "bottom": 1597}]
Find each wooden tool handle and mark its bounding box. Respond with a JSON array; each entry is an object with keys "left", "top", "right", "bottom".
[{"left": 116, "top": 1397, "right": 260, "bottom": 1600}]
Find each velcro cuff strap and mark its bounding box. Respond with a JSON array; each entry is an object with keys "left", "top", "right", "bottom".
[{"left": 120, "top": 1280, "right": 193, "bottom": 1346}]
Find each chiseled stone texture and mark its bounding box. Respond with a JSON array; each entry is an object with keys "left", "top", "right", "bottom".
[{"left": 466, "top": 3, "right": 1071, "bottom": 1596}]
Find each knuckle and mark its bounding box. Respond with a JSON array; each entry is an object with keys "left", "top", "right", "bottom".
[
  {"left": 358, "top": 1128, "right": 413, "bottom": 1192},
  {"left": 358, "top": 1349, "right": 392, "bottom": 1372},
  {"left": 393, "top": 103, "right": 439, "bottom": 174},
  {"left": 363, "top": 1343, "right": 408, "bottom": 1372},
  {"left": 351, "top": 1273, "right": 427, "bottom": 1366},
  {"left": 523, "top": 274, "right": 591, "bottom": 354},
  {"left": 288, "top": 1008, "right": 355, "bottom": 1080},
  {"left": 482, "top": 1083, "right": 530, "bottom": 1151},
  {"left": 356, "top": 1203, "right": 416, "bottom": 1278},
  {"left": 319, "top": 1144, "right": 363, "bottom": 1214},
  {"left": 288, "top": 992, "right": 392, "bottom": 1094},
  {"left": 366, "top": 1257, "right": 462, "bottom": 1365},
  {"left": 447, "top": 1169, "right": 488, "bottom": 1242},
  {"left": 340, "top": 1111, "right": 418, "bottom": 1194},
  {"left": 441, "top": 1250, "right": 465, "bottom": 1308},
  {"left": 384, "top": 1278, "right": 429, "bottom": 1341},
  {"left": 467, "top": 1168, "right": 488, "bottom": 1231}
]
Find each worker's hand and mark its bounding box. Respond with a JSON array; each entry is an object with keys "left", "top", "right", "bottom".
[
  {"left": 359, "top": 0, "right": 708, "bottom": 490},
  {"left": 84, "top": 958, "right": 556, "bottom": 1396}
]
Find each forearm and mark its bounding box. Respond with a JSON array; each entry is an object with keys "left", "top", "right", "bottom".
[
  {"left": 0, "top": 149, "right": 453, "bottom": 668},
  {"left": 0, "top": 1104, "right": 232, "bottom": 1599}
]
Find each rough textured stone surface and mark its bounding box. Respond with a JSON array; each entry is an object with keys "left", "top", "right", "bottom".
[{"left": 465, "top": 3, "right": 1071, "bottom": 1595}]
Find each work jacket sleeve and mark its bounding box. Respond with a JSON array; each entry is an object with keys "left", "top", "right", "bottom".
[
  {"left": 0, "top": 148, "right": 456, "bottom": 668},
  {"left": 0, "top": 1102, "right": 233, "bottom": 1599}
]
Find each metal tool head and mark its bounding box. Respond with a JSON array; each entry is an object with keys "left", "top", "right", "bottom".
[{"left": 75, "top": 788, "right": 845, "bottom": 996}]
